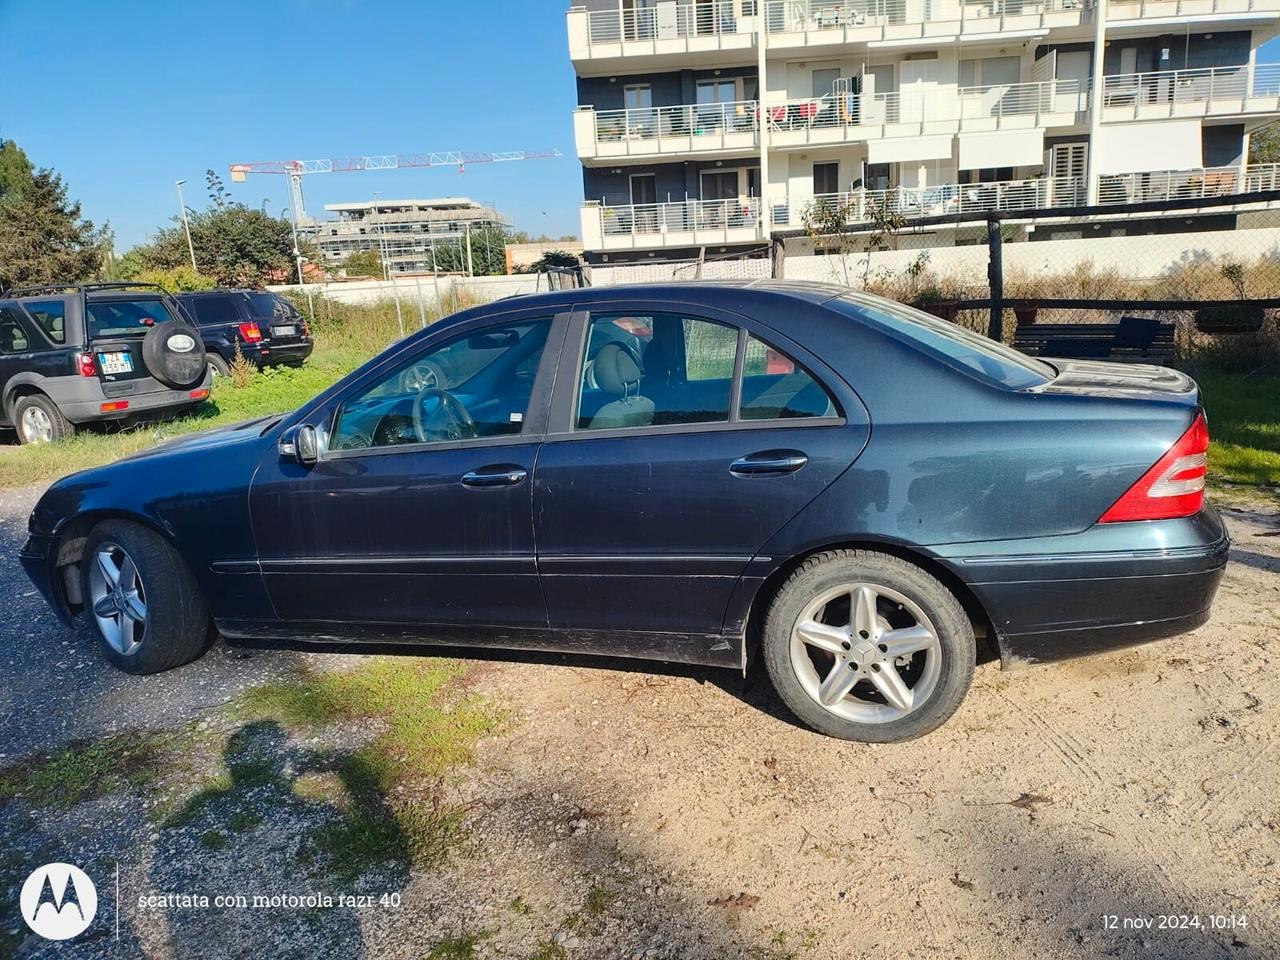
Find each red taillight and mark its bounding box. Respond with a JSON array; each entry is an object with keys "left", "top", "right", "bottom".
[
  {"left": 1099, "top": 413, "right": 1210, "bottom": 523},
  {"left": 238, "top": 322, "right": 262, "bottom": 343},
  {"left": 99, "top": 401, "right": 129, "bottom": 413},
  {"left": 77, "top": 353, "right": 97, "bottom": 378},
  {"left": 189, "top": 388, "right": 210, "bottom": 400}
]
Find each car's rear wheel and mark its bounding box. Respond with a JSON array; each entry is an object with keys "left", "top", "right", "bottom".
[
  {"left": 207, "top": 354, "right": 231, "bottom": 378},
  {"left": 762, "top": 550, "right": 975, "bottom": 743},
  {"left": 82, "top": 520, "right": 213, "bottom": 675},
  {"left": 14, "top": 394, "right": 74, "bottom": 444}
]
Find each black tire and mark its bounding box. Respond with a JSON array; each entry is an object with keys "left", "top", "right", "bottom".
[
  {"left": 141, "top": 321, "right": 207, "bottom": 390},
  {"left": 81, "top": 519, "right": 213, "bottom": 675},
  {"left": 13, "top": 393, "right": 75, "bottom": 444},
  {"left": 762, "top": 550, "right": 976, "bottom": 743},
  {"left": 206, "top": 353, "right": 231, "bottom": 378}
]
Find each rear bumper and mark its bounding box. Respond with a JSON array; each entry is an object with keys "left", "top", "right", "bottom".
[
  {"left": 46, "top": 371, "right": 212, "bottom": 424},
  {"left": 260, "top": 340, "right": 313, "bottom": 366},
  {"left": 937, "top": 507, "right": 1230, "bottom": 668}
]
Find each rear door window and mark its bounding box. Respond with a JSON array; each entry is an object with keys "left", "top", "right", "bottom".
[
  {"left": 576, "top": 313, "right": 737, "bottom": 431},
  {"left": 22, "top": 299, "right": 66, "bottom": 344},
  {"left": 86, "top": 299, "right": 179, "bottom": 339},
  {"left": 740, "top": 333, "right": 838, "bottom": 421},
  {"left": 187, "top": 295, "right": 243, "bottom": 326}
]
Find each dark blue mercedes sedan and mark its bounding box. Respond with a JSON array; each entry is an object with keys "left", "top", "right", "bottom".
[{"left": 20, "top": 282, "right": 1228, "bottom": 741}]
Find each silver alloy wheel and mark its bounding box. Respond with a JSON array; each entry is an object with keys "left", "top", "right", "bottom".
[
  {"left": 19, "top": 406, "right": 54, "bottom": 444},
  {"left": 789, "top": 582, "right": 942, "bottom": 724},
  {"left": 87, "top": 542, "right": 148, "bottom": 656}
]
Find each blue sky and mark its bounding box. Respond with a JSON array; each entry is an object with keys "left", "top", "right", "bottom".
[
  {"left": 0, "top": 0, "right": 581, "bottom": 248},
  {"left": 1, "top": 1, "right": 1279, "bottom": 251}
]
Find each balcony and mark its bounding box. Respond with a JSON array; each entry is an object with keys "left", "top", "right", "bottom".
[
  {"left": 1102, "top": 64, "right": 1280, "bottom": 121},
  {"left": 762, "top": 0, "right": 1091, "bottom": 48},
  {"left": 580, "top": 198, "right": 764, "bottom": 251},
  {"left": 771, "top": 176, "right": 1086, "bottom": 228},
  {"left": 575, "top": 100, "right": 759, "bottom": 163},
  {"left": 1107, "top": 0, "right": 1280, "bottom": 21},
  {"left": 567, "top": 1, "right": 755, "bottom": 68},
  {"left": 766, "top": 79, "right": 1086, "bottom": 149}
]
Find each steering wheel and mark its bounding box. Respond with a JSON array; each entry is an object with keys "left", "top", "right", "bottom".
[{"left": 412, "top": 386, "right": 476, "bottom": 443}]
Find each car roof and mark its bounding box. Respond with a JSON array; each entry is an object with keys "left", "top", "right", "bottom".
[
  {"left": 175, "top": 289, "right": 267, "bottom": 298},
  {"left": 438, "top": 279, "right": 853, "bottom": 332}
]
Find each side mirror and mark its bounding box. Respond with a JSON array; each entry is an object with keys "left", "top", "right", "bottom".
[{"left": 279, "top": 424, "right": 320, "bottom": 466}]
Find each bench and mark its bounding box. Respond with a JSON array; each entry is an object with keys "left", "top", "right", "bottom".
[{"left": 1012, "top": 316, "right": 1176, "bottom": 364}]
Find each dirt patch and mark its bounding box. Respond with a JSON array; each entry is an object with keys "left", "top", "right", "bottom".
[{"left": 2, "top": 504, "right": 1278, "bottom": 959}]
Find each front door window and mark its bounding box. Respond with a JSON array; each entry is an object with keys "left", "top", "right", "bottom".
[{"left": 330, "top": 319, "right": 552, "bottom": 451}]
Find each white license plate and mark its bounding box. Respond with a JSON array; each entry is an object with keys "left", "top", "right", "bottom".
[
  {"left": 272, "top": 324, "right": 297, "bottom": 337},
  {"left": 98, "top": 351, "right": 133, "bottom": 375}
]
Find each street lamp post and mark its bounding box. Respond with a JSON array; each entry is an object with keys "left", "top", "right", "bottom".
[{"left": 175, "top": 180, "right": 197, "bottom": 271}]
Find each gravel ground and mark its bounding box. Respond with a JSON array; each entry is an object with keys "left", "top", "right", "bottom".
[{"left": 1, "top": 480, "right": 1278, "bottom": 960}]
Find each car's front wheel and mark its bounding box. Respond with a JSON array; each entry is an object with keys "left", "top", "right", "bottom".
[
  {"left": 81, "top": 520, "right": 213, "bottom": 674},
  {"left": 762, "top": 550, "right": 975, "bottom": 743}
]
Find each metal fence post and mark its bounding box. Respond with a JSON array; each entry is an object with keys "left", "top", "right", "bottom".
[{"left": 986, "top": 216, "right": 1004, "bottom": 341}]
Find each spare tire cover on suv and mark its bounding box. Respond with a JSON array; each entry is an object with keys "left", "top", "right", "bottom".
[{"left": 141, "top": 321, "right": 207, "bottom": 390}]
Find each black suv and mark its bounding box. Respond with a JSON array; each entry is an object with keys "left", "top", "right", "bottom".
[
  {"left": 175, "top": 290, "right": 313, "bottom": 377},
  {"left": 0, "top": 283, "right": 212, "bottom": 444}
]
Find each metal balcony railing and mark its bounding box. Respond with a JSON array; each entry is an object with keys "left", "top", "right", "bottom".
[
  {"left": 598, "top": 198, "right": 762, "bottom": 237},
  {"left": 765, "top": 78, "right": 1086, "bottom": 137},
  {"left": 594, "top": 100, "right": 759, "bottom": 143},
  {"left": 1101, "top": 64, "right": 1280, "bottom": 117},
  {"left": 1107, "top": 0, "right": 1280, "bottom": 18},
  {"left": 761, "top": 0, "right": 1090, "bottom": 33},
  {"left": 1096, "top": 167, "right": 1247, "bottom": 204},
  {"left": 771, "top": 177, "right": 1086, "bottom": 227},
  {"left": 585, "top": 1, "right": 750, "bottom": 44},
  {"left": 1244, "top": 162, "right": 1280, "bottom": 191}
]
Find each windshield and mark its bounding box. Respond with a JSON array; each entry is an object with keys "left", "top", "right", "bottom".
[
  {"left": 834, "top": 295, "right": 1056, "bottom": 390},
  {"left": 86, "top": 298, "right": 178, "bottom": 339}
]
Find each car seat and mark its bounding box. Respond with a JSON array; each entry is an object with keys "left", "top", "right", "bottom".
[{"left": 588, "top": 341, "right": 655, "bottom": 430}]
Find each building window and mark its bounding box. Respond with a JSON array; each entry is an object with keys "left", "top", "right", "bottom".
[{"left": 813, "top": 161, "right": 840, "bottom": 196}]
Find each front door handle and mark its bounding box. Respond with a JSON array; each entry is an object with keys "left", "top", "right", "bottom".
[
  {"left": 730, "top": 450, "right": 809, "bottom": 477},
  {"left": 460, "top": 465, "right": 528, "bottom": 488}
]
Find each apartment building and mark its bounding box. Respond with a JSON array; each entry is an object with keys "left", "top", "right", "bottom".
[
  {"left": 567, "top": 0, "right": 1280, "bottom": 262},
  {"left": 306, "top": 197, "right": 510, "bottom": 274}
]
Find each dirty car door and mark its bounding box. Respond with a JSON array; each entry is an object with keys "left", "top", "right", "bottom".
[
  {"left": 532, "top": 303, "right": 869, "bottom": 666},
  {"left": 247, "top": 312, "right": 564, "bottom": 639}
]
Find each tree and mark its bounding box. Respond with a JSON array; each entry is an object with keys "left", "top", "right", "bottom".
[
  {"left": 342, "top": 249, "right": 384, "bottom": 278},
  {"left": 0, "top": 139, "right": 34, "bottom": 201},
  {"left": 0, "top": 148, "right": 108, "bottom": 290},
  {"left": 1249, "top": 123, "right": 1280, "bottom": 164},
  {"left": 122, "top": 170, "right": 314, "bottom": 287},
  {"left": 519, "top": 249, "right": 582, "bottom": 273},
  {"left": 430, "top": 224, "right": 511, "bottom": 276}
]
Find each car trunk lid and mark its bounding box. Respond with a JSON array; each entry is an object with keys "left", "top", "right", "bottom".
[{"left": 1038, "top": 359, "right": 1199, "bottom": 405}]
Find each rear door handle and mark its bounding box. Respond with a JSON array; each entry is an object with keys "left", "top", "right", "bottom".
[
  {"left": 730, "top": 450, "right": 809, "bottom": 477},
  {"left": 460, "top": 465, "right": 528, "bottom": 488}
]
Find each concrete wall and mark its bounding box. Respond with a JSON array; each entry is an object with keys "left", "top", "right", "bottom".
[
  {"left": 784, "top": 225, "right": 1280, "bottom": 287},
  {"left": 268, "top": 274, "right": 549, "bottom": 308},
  {"left": 577, "top": 66, "right": 758, "bottom": 111}
]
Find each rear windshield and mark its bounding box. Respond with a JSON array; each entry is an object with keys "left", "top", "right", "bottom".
[
  {"left": 833, "top": 295, "right": 1055, "bottom": 390},
  {"left": 86, "top": 298, "right": 179, "bottom": 339},
  {"left": 186, "top": 295, "right": 243, "bottom": 326},
  {"left": 245, "top": 292, "right": 291, "bottom": 318}
]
